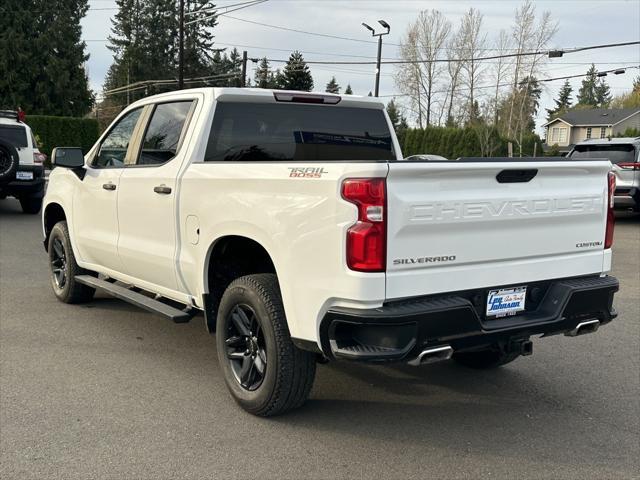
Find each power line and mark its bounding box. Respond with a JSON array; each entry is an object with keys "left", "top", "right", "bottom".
[
  {"left": 263, "top": 41, "right": 640, "bottom": 65},
  {"left": 222, "top": 14, "right": 400, "bottom": 46},
  {"left": 379, "top": 65, "right": 640, "bottom": 98}
]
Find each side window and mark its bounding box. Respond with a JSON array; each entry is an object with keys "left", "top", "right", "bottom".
[
  {"left": 136, "top": 101, "right": 193, "bottom": 166},
  {"left": 94, "top": 108, "right": 142, "bottom": 168}
]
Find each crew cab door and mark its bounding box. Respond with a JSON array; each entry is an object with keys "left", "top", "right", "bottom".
[
  {"left": 116, "top": 100, "right": 196, "bottom": 292},
  {"left": 73, "top": 107, "right": 143, "bottom": 271}
]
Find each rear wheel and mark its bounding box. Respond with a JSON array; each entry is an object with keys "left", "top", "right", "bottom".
[
  {"left": 48, "top": 221, "right": 95, "bottom": 304},
  {"left": 216, "top": 274, "right": 316, "bottom": 416},
  {"left": 19, "top": 195, "right": 42, "bottom": 214},
  {"left": 453, "top": 346, "right": 520, "bottom": 369}
]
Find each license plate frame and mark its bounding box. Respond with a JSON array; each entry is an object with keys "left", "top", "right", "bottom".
[
  {"left": 486, "top": 286, "right": 527, "bottom": 318},
  {"left": 16, "top": 171, "right": 34, "bottom": 181}
]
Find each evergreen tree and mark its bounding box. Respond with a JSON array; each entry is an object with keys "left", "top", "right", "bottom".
[
  {"left": 325, "top": 76, "right": 340, "bottom": 94},
  {"left": 272, "top": 69, "right": 285, "bottom": 89},
  {"left": 0, "top": 0, "right": 93, "bottom": 116},
  {"left": 225, "top": 48, "right": 243, "bottom": 87},
  {"left": 546, "top": 79, "right": 572, "bottom": 120},
  {"left": 281, "top": 51, "right": 313, "bottom": 91},
  {"left": 105, "top": 0, "right": 158, "bottom": 103},
  {"left": 105, "top": 0, "right": 223, "bottom": 105},
  {"left": 577, "top": 64, "right": 598, "bottom": 107},
  {"left": 386, "top": 99, "right": 408, "bottom": 145},
  {"left": 344, "top": 84, "right": 353, "bottom": 95},
  {"left": 183, "top": 0, "right": 218, "bottom": 79},
  {"left": 594, "top": 78, "right": 612, "bottom": 108},
  {"left": 254, "top": 58, "right": 272, "bottom": 88}
]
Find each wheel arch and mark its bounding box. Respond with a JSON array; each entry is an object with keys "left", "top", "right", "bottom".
[
  {"left": 42, "top": 202, "right": 67, "bottom": 251},
  {"left": 202, "top": 234, "right": 278, "bottom": 333}
]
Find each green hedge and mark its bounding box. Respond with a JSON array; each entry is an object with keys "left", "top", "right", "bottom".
[
  {"left": 27, "top": 115, "right": 100, "bottom": 165},
  {"left": 401, "top": 126, "right": 543, "bottom": 159}
]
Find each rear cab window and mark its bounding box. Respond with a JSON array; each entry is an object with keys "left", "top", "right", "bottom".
[
  {"left": 137, "top": 101, "right": 193, "bottom": 166},
  {"left": 205, "top": 102, "right": 395, "bottom": 162},
  {"left": 569, "top": 144, "right": 637, "bottom": 165},
  {"left": 0, "top": 124, "right": 28, "bottom": 148}
]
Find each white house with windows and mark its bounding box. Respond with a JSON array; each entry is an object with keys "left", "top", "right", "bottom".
[{"left": 543, "top": 108, "right": 640, "bottom": 154}]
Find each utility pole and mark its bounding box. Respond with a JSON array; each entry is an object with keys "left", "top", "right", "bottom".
[
  {"left": 362, "top": 20, "right": 390, "bottom": 97},
  {"left": 178, "top": 0, "right": 185, "bottom": 90},
  {"left": 241, "top": 50, "right": 248, "bottom": 87}
]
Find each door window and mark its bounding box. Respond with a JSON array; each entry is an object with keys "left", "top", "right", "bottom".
[
  {"left": 136, "top": 101, "right": 193, "bottom": 166},
  {"left": 94, "top": 108, "right": 142, "bottom": 168}
]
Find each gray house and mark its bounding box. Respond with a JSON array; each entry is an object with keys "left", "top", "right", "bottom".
[{"left": 543, "top": 108, "right": 640, "bottom": 153}]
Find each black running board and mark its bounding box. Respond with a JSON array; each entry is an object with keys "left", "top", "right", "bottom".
[{"left": 75, "top": 275, "right": 193, "bottom": 323}]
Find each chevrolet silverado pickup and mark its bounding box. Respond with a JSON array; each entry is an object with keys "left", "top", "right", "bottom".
[{"left": 43, "top": 88, "right": 619, "bottom": 416}]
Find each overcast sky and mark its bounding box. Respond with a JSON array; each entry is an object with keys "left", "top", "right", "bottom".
[{"left": 82, "top": 0, "right": 640, "bottom": 131}]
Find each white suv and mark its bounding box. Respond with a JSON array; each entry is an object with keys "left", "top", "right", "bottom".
[
  {"left": 0, "top": 111, "right": 47, "bottom": 213},
  {"left": 568, "top": 137, "right": 640, "bottom": 212}
]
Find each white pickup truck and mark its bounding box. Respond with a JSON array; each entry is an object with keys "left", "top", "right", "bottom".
[{"left": 43, "top": 88, "right": 619, "bottom": 416}]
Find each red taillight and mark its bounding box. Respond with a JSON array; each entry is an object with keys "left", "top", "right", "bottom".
[
  {"left": 617, "top": 162, "right": 640, "bottom": 170},
  {"left": 605, "top": 172, "right": 615, "bottom": 249},
  {"left": 342, "top": 178, "right": 386, "bottom": 272},
  {"left": 33, "top": 152, "right": 46, "bottom": 164}
]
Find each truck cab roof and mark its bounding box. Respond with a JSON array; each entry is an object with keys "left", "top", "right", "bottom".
[{"left": 126, "top": 87, "right": 386, "bottom": 110}]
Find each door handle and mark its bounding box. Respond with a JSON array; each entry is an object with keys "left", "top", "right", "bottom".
[
  {"left": 102, "top": 183, "right": 116, "bottom": 191},
  {"left": 153, "top": 185, "right": 172, "bottom": 195}
]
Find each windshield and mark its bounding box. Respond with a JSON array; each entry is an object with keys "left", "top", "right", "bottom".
[
  {"left": 205, "top": 102, "right": 395, "bottom": 162},
  {"left": 569, "top": 144, "right": 637, "bottom": 165}
]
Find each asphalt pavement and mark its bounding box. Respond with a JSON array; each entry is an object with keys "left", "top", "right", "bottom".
[{"left": 1, "top": 199, "right": 638, "bottom": 479}]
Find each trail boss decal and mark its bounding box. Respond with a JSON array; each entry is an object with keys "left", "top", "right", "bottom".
[{"left": 288, "top": 167, "right": 328, "bottom": 178}]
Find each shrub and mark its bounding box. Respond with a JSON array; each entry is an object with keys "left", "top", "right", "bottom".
[{"left": 27, "top": 115, "right": 100, "bottom": 166}]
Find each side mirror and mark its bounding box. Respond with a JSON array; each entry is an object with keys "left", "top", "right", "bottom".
[{"left": 52, "top": 147, "right": 84, "bottom": 168}]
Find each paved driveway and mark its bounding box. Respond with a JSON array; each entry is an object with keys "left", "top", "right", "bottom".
[{"left": 1, "top": 200, "right": 638, "bottom": 479}]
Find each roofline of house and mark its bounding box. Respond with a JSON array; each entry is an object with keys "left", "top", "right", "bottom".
[
  {"left": 612, "top": 110, "right": 640, "bottom": 126},
  {"left": 542, "top": 118, "right": 573, "bottom": 128},
  {"left": 542, "top": 110, "right": 640, "bottom": 128}
]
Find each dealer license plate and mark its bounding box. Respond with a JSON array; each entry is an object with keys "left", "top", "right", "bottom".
[
  {"left": 486, "top": 286, "right": 527, "bottom": 318},
  {"left": 16, "top": 171, "right": 33, "bottom": 181}
]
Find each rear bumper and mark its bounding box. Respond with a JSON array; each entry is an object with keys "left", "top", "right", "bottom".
[
  {"left": 0, "top": 165, "right": 45, "bottom": 197},
  {"left": 319, "top": 275, "right": 619, "bottom": 362}
]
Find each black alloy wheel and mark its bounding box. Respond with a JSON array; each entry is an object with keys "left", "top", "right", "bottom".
[
  {"left": 225, "top": 304, "right": 267, "bottom": 391},
  {"left": 50, "top": 237, "right": 68, "bottom": 289}
]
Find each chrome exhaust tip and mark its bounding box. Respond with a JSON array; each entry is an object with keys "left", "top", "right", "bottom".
[
  {"left": 408, "top": 345, "right": 453, "bottom": 366},
  {"left": 565, "top": 319, "right": 601, "bottom": 337}
]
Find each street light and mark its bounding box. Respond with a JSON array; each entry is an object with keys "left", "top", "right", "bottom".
[{"left": 362, "top": 19, "right": 390, "bottom": 97}]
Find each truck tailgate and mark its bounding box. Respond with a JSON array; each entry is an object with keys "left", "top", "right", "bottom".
[{"left": 385, "top": 160, "right": 611, "bottom": 300}]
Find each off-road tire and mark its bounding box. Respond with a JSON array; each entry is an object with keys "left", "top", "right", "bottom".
[
  {"left": 453, "top": 346, "right": 521, "bottom": 369},
  {"left": 216, "top": 274, "right": 316, "bottom": 416},
  {"left": 19, "top": 195, "right": 42, "bottom": 214},
  {"left": 48, "top": 221, "right": 95, "bottom": 304},
  {"left": 0, "top": 140, "right": 19, "bottom": 184}
]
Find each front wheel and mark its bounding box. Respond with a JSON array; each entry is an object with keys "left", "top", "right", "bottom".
[
  {"left": 48, "top": 221, "right": 95, "bottom": 304},
  {"left": 216, "top": 274, "right": 316, "bottom": 416}
]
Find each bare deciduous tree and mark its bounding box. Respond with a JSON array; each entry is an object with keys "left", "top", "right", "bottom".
[
  {"left": 396, "top": 9, "right": 451, "bottom": 127},
  {"left": 491, "top": 30, "right": 512, "bottom": 125},
  {"left": 458, "top": 8, "right": 487, "bottom": 123}
]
